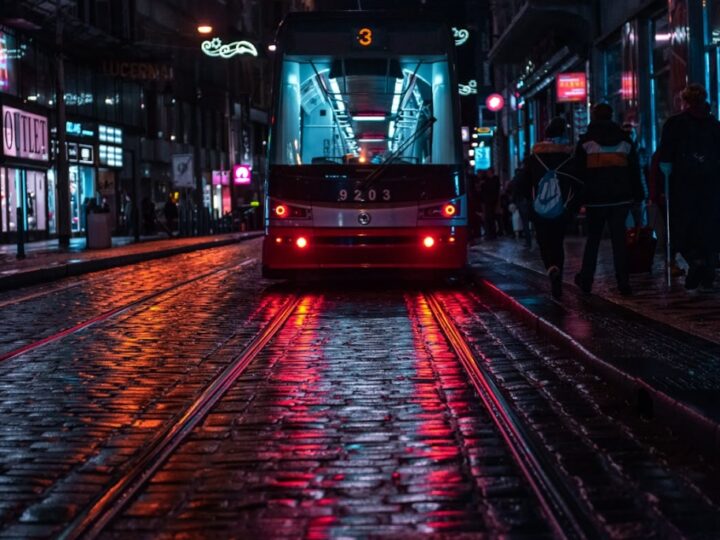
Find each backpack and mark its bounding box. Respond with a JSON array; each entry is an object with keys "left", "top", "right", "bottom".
[{"left": 533, "top": 154, "right": 573, "bottom": 219}]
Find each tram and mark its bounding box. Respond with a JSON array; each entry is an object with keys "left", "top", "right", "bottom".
[{"left": 262, "top": 11, "right": 467, "bottom": 276}]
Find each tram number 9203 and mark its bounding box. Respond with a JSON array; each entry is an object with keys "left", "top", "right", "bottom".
[{"left": 338, "top": 188, "right": 391, "bottom": 202}]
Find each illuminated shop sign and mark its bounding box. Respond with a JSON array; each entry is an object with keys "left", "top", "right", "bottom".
[
  {"left": 79, "top": 144, "right": 94, "bottom": 165},
  {"left": 556, "top": 72, "right": 587, "bottom": 103},
  {"left": 99, "top": 144, "right": 122, "bottom": 167},
  {"left": 99, "top": 125, "right": 122, "bottom": 144},
  {"left": 212, "top": 170, "right": 229, "bottom": 186},
  {"left": 67, "top": 142, "right": 78, "bottom": 161},
  {"left": 67, "top": 121, "right": 95, "bottom": 138},
  {"left": 101, "top": 60, "right": 174, "bottom": 81},
  {"left": 0, "top": 34, "right": 8, "bottom": 89},
  {"left": 201, "top": 37, "right": 258, "bottom": 58},
  {"left": 2, "top": 105, "right": 49, "bottom": 162},
  {"left": 232, "top": 164, "right": 251, "bottom": 185},
  {"left": 452, "top": 27, "right": 469, "bottom": 46}
]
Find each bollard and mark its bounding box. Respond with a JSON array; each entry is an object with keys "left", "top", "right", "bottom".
[{"left": 16, "top": 207, "right": 25, "bottom": 260}]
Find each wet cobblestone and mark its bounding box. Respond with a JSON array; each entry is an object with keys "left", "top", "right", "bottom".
[
  {"left": 436, "top": 290, "right": 720, "bottom": 538},
  {"left": 0, "top": 243, "right": 279, "bottom": 536},
  {"left": 105, "top": 291, "right": 550, "bottom": 538}
]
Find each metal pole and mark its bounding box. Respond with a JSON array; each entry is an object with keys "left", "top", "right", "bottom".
[
  {"left": 664, "top": 171, "right": 671, "bottom": 287},
  {"left": 16, "top": 205, "right": 25, "bottom": 260},
  {"left": 55, "top": 0, "right": 70, "bottom": 247}
]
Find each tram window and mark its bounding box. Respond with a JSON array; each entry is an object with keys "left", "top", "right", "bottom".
[{"left": 271, "top": 55, "right": 459, "bottom": 166}]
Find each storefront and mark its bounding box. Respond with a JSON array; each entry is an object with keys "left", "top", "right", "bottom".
[
  {"left": 48, "top": 121, "right": 124, "bottom": 234},
  {"left": 0, "top": 98, "right": 50, "bottom": 242}
]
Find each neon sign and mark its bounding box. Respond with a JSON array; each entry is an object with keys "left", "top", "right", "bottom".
[
  {"left": 556, "top": 72, "right": 587, "bottom": 102},
  {"left": 232, "top": 164, "right": 251, "bottom": 185},
  {"left": 452, "top": 27, "right": 469, "bottom": 46},
  {"left": 458, "top": 80, "right": 477, "bottom": 96},
  {"left": 201, "top": 37, "right": 258, "bottom": 58}
]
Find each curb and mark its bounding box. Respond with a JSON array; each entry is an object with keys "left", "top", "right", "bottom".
[
  {"left": 472, "top": 273, "right": 720, "bottom": 457},
  {"left": 0, "top": 233, "right": 263, "bottom": 292}
]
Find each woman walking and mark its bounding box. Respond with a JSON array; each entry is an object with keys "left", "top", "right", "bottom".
[{"left": 515, "top": 117, "right": 582, "bottom": 298}]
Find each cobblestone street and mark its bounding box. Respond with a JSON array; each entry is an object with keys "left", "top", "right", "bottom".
[{"left": 0, "top": 239, "right": 718, "bottom": 538}]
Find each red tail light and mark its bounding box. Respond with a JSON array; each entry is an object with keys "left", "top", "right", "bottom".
[{"left": 274, "top": 204, "right": 288, "bottom": 218}]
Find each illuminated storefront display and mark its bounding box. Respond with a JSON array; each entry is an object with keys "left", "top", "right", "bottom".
[
  {"left": 0, "top": 102, "right": 49, "bottom": 239},
  {"left": 556, "top": 72, "right": 587, "bottom": 102}
]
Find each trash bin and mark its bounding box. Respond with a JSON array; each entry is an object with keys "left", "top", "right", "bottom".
[{"left": 87, "top": 212, "right": 112, "bottom": 249}]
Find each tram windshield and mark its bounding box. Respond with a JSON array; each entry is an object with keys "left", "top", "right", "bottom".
[{"left": 270, "top": 55, "right": 459, "bottom": 166}]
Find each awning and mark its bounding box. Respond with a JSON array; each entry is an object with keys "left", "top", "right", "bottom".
[{"left": 489, "top": 0, "right": 592, "bottom": 64}]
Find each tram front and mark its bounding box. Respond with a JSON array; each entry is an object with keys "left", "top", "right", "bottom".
[{"left": 262, "top": 11, "right": 467, "bottom": 277}]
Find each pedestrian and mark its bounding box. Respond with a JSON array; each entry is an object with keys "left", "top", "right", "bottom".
[
  {"left": 480, "top": 172, "right": 500, "bottom": 240},
  {"left": 658, "top": 84, "right": 720, "bottom": 290},
  {"left": 574, "top": 103, "right": 645, "bottom": 296},
  {"left": 163, "top": 194, "right": 178, "bottom": 236},
  {"left": 515, "top": 117, "right": 582, "bottom": 298}
]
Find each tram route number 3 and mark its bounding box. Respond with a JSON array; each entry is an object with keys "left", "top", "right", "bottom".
[{"left": 338, "top": 188, "right": 391, "bottom": 202}]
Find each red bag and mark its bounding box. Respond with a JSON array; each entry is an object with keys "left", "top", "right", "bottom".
[{"left": 626, "top": 226, "right": 657, "bottom": 274}]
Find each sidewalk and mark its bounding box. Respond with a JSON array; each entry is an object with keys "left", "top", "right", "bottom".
[
  {"left": 0, "top": 232, "right": 263, "bottom": 291},
  {"left": 469, "top": 235, "right": 720, "bottom": 453},
  {"left": 472, "top": 235, "right": 720, "bottom": 344}
]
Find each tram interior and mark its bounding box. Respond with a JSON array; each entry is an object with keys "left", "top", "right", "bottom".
[{"left": 272, "top": 56, "right": 457, "bottom": 166}]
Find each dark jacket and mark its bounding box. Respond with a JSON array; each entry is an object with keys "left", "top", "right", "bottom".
[
  {"left": 658, "top": 108, "right": 720, "bottom": 252},
  {"left": 575, "top": 120, "right": 644, "bottom": 207},
  {"left": 515, "top": 140, "right": 581, "bottom": 221}
]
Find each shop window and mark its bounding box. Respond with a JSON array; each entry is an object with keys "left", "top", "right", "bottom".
[
  {"left": 26, "top": 171, "right": 46, "bottom": 231},
  {"left": 5, "top": 169, "right": 19, "bottom": 232},
  {"left": 47, "top": 168, "right": 56, "bottom": 234},
  {"left": 0, "top": 168, "right": 6, "bottom": 232}
]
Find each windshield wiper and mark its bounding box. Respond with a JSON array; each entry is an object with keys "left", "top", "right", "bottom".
[{"left": 358, "top": 116, "right": 436, "bottom": 193}]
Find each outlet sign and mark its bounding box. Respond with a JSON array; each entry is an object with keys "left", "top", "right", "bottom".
[{"left": 2, "top": 105, "right": 49, "bottom": 161}]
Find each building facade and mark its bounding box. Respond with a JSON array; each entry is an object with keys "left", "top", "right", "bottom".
[
  {"left": 0, "top": 0, "right": 313, "bottom": 243},
  {"left": 490, "top": 0, "right": 713, "bottom": 182}
]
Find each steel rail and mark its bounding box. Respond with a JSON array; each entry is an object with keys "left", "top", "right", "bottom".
[
  {"left": 424, "top": 292, "right": 600, "bottom": 540},
  {"left": 59, "top": 293, "right": 301, "bottom": 540},
  {"left": 0, "top": 258, "right": 256, "bottom": 363}
]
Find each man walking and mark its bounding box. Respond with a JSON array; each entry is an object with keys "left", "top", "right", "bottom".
[
  {"left": 658, "top": 84, "right": 720, "bottom": 290},
  {"left": 574, "top": 103, "right": 644, "bottom": 296}
]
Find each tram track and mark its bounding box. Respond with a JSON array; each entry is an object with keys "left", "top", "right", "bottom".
[
  {"left": 423, "top": 292, "right": 599, "bottom": 540},
  {"left": 0, "top": 257, "right": 257, "bottom": 363},
  {"left": 9, "top": 284, "right": 714, "bottom": 538},
  {"left": 58, "top": 294, "right": 301, "bottom": 540}
]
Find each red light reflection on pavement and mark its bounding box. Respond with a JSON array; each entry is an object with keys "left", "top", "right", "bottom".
[{"left": 404, "top": 293, "right": 482, "bottom": 533}]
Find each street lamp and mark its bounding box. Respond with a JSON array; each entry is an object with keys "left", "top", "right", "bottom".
[
  {"left": 197, "top": 24, "right": 213, "bottom": 35},
  {"left": 268, "top": 43, "right": 277, "bottom": 52}
]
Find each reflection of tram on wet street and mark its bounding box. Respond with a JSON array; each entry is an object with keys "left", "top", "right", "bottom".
[{"left": 262, "top": 12, "right": 467, "bottom": 277}]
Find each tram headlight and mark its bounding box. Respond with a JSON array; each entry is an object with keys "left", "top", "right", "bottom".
[
  {"left": 419, "top": 201, "right": 460, "bottom": 219},
  {"left": 423, "top": 236, "right": 435, "bottom": 248},
  {"left": 442, "top": 204, "right": 457, "bottom": 217},
  {"left": 296, "top": 236, "right": 308, "bottom": 249}
]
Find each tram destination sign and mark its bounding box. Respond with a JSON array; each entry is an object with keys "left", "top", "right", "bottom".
[{"left": 2, "top": 105, "right": 49, "bottom": 162}]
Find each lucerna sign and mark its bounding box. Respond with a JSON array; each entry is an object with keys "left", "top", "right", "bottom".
[{"left": 201, "top": 37, "right": 258, "bottom": 58}]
